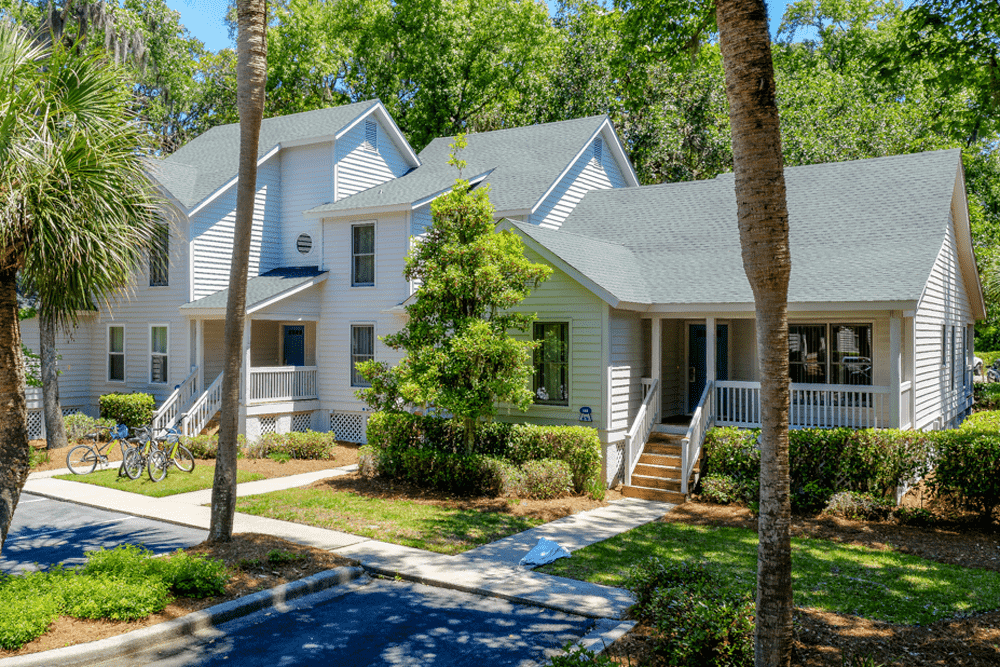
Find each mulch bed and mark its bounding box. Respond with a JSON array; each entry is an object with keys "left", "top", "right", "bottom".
[
  {"left": 601, "top": 500, "right": 1000, "bottom": 666},
  {"left": 0, "top": 534, "right": 356, "bottom": 658}
]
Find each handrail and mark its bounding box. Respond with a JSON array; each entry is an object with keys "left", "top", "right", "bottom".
[
  {"left": 624, "top": 377, "right": 660, "bottom": 487},
  {"left": 151, "top": 368, "right": 199, "bottom": 432},
  {"left": 181, "top": 372, "right": 225, "bottom": 437},
  {"left": 248, "top": 366, "right": 319, "bottom": 404},
  {"left": 681, "top": 380, "right": 713, "bottom": 495}
]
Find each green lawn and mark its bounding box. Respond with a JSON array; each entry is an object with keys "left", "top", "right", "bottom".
[
  {"left": 538, "top": 521, "right": 1000, "bottom": 626},
  {"left": 235, "top": 488, "right": 542, "bottom": 555},
  {"left": 56, "top": 465, "right": 264, "bottom": 498}
]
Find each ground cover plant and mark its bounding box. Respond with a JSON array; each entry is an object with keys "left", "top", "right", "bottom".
[
  {"left": 55, "top": 466, "right": 264, "bottom": 497},
  {"left": 538, "top": 519, "right": 1000, "bottom": 626},
  {"left": 0, "top": 545, "right": 228, "bottom": 650},
  {"left": 234, "top": 485, "right": 543, "bottom": 555}
]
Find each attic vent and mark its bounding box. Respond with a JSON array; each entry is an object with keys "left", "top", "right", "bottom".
[
  {"left": 296, "top": 233, "right": 312, "bottom": 254},
  {"left": 592, "top": 137, "right": 603, "bottom": 165},
  {"left": 364, "top": 119, "right": 378, "bottom": 152}
]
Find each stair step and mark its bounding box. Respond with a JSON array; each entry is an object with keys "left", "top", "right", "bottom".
[
  {"left": 622, "top": 485, "right": 685, "bottom": 504},
  {"left": 633, "top": 463, "right": 682, "bottom": 479},
  {"left": 644, "top": 443, "right": 682, "bottom": 456},
  {"left": 638, "top": 453, "right": 682, "bottom": 467},
  {"left": 630, "top": 474, "right": 682, "bottom": 492}
]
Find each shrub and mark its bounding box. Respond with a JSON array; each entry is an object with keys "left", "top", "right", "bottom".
[
  {"left": 625, "top": 559, "right": 754, "bottom": 667},
  {"left": 82, "top": 544, "right": 229, "bottom": 598},
  {"left": 497, "top": 459, "right": 573, "bottom": 499},
  {"left": 961, "top": 410, "right": 1000, "bottom": 429},
  {"left": 698, "top": 474, "right": 742, "bottom": 505},
  {"left": 823, "top": 491, "right": 895, "bottom": 521},
  {"left": 182, "top": 434, "right": 218, "bottom": 459},
  {"left": 29, "top": 446, "right": 50, "bottom": 468},
  {"left": 99, "top": 393, "right": 155, "bottom": 428},
  {"left": 63, "top": 413, "right": 115, "bottom": 443},
  {"left": 549, "top": 644, "right": 617, "bottom": 666},
  {"left": 974, "top": 383, "right": 1000, "bottom": 412},
  {"left": 59, "top": 572, "right": 171, "bottom": 620},
  {"left": 0, "top": 572, "right": 62, "bottom": 650},
  {"left": 248, "top": 431, "right": 336, "bottom": 460},
  {"left": 358, "top": 445, "right": 379, "bottom": 478},
  {"left": 928, "top": 428, "right": 1000, "bottom": 523}
]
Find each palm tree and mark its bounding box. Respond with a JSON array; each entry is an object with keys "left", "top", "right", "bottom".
[
  {"left": 209, "top": 0, "right": 268, "bottom": 543},
  {"left": 0, "top": 25, "right": 159, "bottom": 552},
  {"left": 715, "top": 1, "right": 794, "bottom": 665}
]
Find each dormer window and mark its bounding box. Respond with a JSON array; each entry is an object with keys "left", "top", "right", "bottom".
[
  {"left": 364, "top": 119, "right": 378, "bottom": 152},
  {"left": 592, "top": 137, "right": 603, "bottom": 165}
]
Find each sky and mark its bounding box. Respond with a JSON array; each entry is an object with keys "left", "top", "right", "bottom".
[{"left": 164, "top": 0, "right": 797, "bottom": 53}]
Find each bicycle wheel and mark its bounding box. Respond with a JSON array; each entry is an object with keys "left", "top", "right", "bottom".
[
  {"left": 67, "top": 445, "right": 98, "bottom": 475},
  {"left": 122, "top": 448, "right": 144, "bottom": 480},
  {"left": 172, "top": 445, "right": 195, "bottom": 473},
  {"left": 147, "top": 450, "right": 168, "bottom": 482}
]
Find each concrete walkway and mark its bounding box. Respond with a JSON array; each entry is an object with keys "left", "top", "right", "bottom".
[{"left": 22, "top": 464, "right": 676, "bottom": 619}]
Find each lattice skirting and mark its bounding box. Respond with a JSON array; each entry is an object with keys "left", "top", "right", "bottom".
[
  {"left": 27, "top": 410, "right": 43, "bottom": 440},
  {"left": 291, "top": 412, "right": 312, "bottom": 433},
  {"left": 606, "top": 441, "right": 624, "bottom": 488},
  {"left": 330, "top": 411, "right": 366, "bottom": 444},
  {"left": 259, "top": 416, "right": 277, "bottom": 436}
]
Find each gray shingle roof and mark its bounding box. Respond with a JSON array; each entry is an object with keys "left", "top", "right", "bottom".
[
  {"left": 152, "top": 101, "right": 381, "bottom": 210},
  {"left": 179, "top": 267, "right": 327, "bottom": 311},
  {"left": 533, "top": 149, "right": 962, "bottom": 306},
  {"left": 307, "top": 115, "right": 608, "bottom": 216}
]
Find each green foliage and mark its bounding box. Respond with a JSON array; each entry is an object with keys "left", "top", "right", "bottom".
[
  {"left": 82, "top": 544, "right": 228, "bottom": 599},
  {"left": 549, "top": 643, "right": 617, "bottom": 666},
  {"left": 702, "top": 427, "right": 932, "bottom": 511},
  {"left": 58, "top": 572, "right": 171, "bottom": 620},
  {"left": 625, "top": 559, "right": 754, "bottom": 667},
  {"left": 99, "top": 393, "right": 156, "bottom": 429},
  {"left": 927, "top": 428, "right": 1000, "bottom": 523},
  {"left": 493, "top": 458, "right": 574, "bottom": 500},
  {"left": 63, "top": 413, "right": 116, "bottom": 443},
  {"left": 182, "top": 434, "right": 219, "bottom": 459},
  {"left": 973, "top": 383, "right": 1000, "bottom": 412},
  {"left": 0, "top": 571, "right": 63, "bottom": 650},
  {"left": 266, "top": 550, "right": 306, "bottom": 566},
  {"left": 28, "top": 446, "right": 49, "bottom": 468},
  {"left": 823, "top": 491, "right": 895, "bottom": 521},
  {"left": 248, "top": 431, "right": 337, "bottom": 460},
  {"left": 358, "top": 444, "right": 379, "bottom": 478},
  {"left": 365, "top": 412, "right": 603, "bottom": 496},
  {"left": 699, "top": 474, "right": 742, "bottom": 505},
  {"left": 961, "top": 408, "right": 1000, "bottom": 429}
]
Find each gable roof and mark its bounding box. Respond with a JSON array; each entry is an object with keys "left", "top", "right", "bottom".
[
  {"left": 179, "top": 267, "right": 327, "bottom": 314},
  {"left": 151, "top": 100, "right": 416, "bottom": 212},
  {"left": 305, "top": 115, "right": 630, "bottom": 217},
  {"left": 519, "top": 149, "right": 976, "bottom": 311}
]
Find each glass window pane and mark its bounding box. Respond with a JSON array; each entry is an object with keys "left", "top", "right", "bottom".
[
  {"left": 533, "top": 322, "right": 569, "bottom": 405},
  {"left": 788, "top": 325, "right": 826, "bottom": 383},
  {"left": 152, "top": 327, "right": 167, "bottom": 354},
  {"left": 109, "top": 327, "right": 124, "bottom": 353},
  {"left": 354, "top": 255, "right": 374, "bottom": 285},
  {"left": 351, "top": 325, "right": 374, "bottom": 387},
  {"left": 151, "top": 355, "right": 167, "bottom": 383},
  {"left": 354, "top": 224, "right": 375, "bottom": 254},
  {"left": 831, "top": 324, "right": 871, "bottom": 385},
  {"left": 109, "top": 354, "right": 124, "bottom": 382}
]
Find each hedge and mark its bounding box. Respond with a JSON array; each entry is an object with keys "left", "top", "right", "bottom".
[
  {"left": 927, "top": 428, "right": 1000, "bottom": 523},
  {"left": 974, "top": 383, "right": 1000, "bottom": 412},
  {"left": 365, "top": 412, "right": 603, "bottom": 497},
  {"left": 247, "top": 431, "right": 338, "bottom": 460},
  {"left": 99, "top": 393, "right": 155, "bottom": 429}
]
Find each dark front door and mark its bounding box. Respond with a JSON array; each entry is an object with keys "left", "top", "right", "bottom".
[
  {"left": 283, "top": 325, "right": 305, "bottom": 366},
  {"left": 687, "top": 323, "right": 729, "bottom": 412}
]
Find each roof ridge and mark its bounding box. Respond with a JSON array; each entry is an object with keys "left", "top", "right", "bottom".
[{"left": 424, "top": 114, "right": 607, "bottom": 147}]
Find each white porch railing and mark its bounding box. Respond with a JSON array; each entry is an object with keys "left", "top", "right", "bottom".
[
  {"left": 181, "top": 373, "right": 224, "bottom": 437},
  {"left": 681, "top": 381, "right": 713, "bottom": 494},
  {"left": 248, "top": 366, "right": 318, "bottom": 404},
  {"left": 715, "top": 381, "right": 891, "bottom": 429},
  {"left": 900, "top": 381, "right": 913, "bottom": 430},
  {"left": 151, "top": 368, "right": 199, "bottom": 432},
  {"left": 624, "top": 378, "right": 660, "bottom": 487}
]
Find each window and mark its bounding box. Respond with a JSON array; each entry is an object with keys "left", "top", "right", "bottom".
[
  {"left": 364, "top": 119, "right": 378, "bottom": 152},
  {"left": 789, "top": 323, "right": 871, "bottom": 386},
  {"left": 108, "top": 326, "right": 124, "bottom": 382},
  {"left": 951, "top": 325, "right": 957, "bottom": 390},
  {"left": 149, "top": 223, "right": 169, "bottom": 286},
  {"left": 941, "top": 325, "right": 947, "bottom": 366},
  {"left": 352, "top": 223, "right": 375, "bottom": 286},
  {"left": 351, "top": 325, "right": 374, "bottom": 387},
  {"left": 150, "top": 325, "right": 168, "bottom": 384},
  {"left": 533, "top": 322, "right": 569, "bottom": 405}
]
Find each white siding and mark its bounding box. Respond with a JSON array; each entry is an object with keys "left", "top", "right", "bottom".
[
  {"left": 914, "top": 212, "right": 975, "bottom": 429},
  {"left": 336, "top": 116, "right": 411, "bottom": 200},
  {"left": 191, "top": 155, "right": 282, "bottom": 300},
  {"left": 410, "top": 203, "right": 433, "bottom": 238},
  {"left": 20, "top": 315, "right": 97, "bottom": 414},
  {"left": 609, "top": 309, "right": 644, "bottom": 438},
  {"left": 507, "top": 249, "right": 606, "bottom": 433},
  {"left": 280, "top": 143, "right": 334, "bottom": 268},
  {"left": 530, "top": 129, "right": 629, "bottom": 231}
]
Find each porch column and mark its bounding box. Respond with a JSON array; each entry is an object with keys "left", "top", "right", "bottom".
[
  {"left": 650, "top": 317, "right": 662, "bottom": 416},
  {"left": 889, "top": 313, "right": 902, "bottom": 428},
  {"left": 238, "top": 320, "right": 251, "bottom": 438},
  {"left": 705, "top": 316, "right": 716, "bottom": 392},
  {"left": 195, "top": 319, "right": 204, "bottom": 393}
]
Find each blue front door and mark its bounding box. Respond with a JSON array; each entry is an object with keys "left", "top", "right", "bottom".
[
  {"left": 688, "top": 324, "right": 729, "bottom": 412},
  {"left": 283, "top": 325, "right": 305, "bottom": 366}
]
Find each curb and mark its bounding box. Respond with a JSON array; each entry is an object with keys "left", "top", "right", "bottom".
[
  {"left": 573, "top": 618, "right": 637, "bottom": 655},
  {"left": 0, "top": 566, "right": 366, "bottom": 667}
]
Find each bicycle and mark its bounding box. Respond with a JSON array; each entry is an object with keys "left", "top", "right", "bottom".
[
  {"left": 121, "top": 430, "right": 160, "bottom": 481},
  {"left": 136, "top": 425, "right": 194, "bottom": 482},
  {"left": 66, "top": 424, "right": 131, "bottom": 476}
]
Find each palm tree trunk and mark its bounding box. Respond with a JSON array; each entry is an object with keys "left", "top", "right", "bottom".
[
  {"left": 0, "top": 266, "right": 30, "bottom": 554},
  {"left": 208, "top": 0, "right": 267, "bottom": 543},
  {"left": 40, "top": 311, "right": 67, "bottom": 450},
  {"left": 716, "top": 1, "right": 793, "bottom": 665}
]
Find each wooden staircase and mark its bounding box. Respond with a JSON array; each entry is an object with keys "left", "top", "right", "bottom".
[{"left": 622, "top": 433, "right": 696, "bottom": 504}]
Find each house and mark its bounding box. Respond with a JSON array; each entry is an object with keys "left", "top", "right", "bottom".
[
  {"left": 18, "top": 103, "right": 982, "bottom": 501},
  {"left": 18, "top": 101, "right": 639, "bottom": 446},
  {"left": 499, "top": 148, "right": 983, "bottom": 500}
]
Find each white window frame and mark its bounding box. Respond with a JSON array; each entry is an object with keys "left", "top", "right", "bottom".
[
  {"left": 533, "top": 320, "right": 570, "bottom": 406},
  {"left": 350, "top": 323, "right": 375, "bottom": 387},
  {"left": 351, "top": 221, "right": 376, "bottom": 287},
  {"left": 150, "top": 324, "right": 169, "bottom": 385},
  {"left": 107, "top": 324, "right": 125, "bottom": 383}
]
